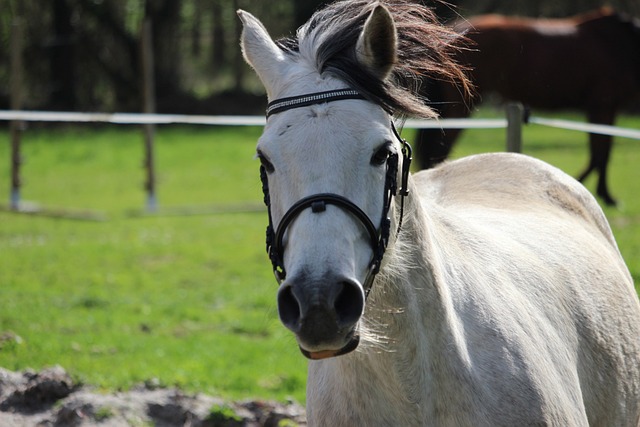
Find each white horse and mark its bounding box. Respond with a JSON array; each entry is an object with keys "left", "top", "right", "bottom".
[{"left": 239, "top": 1, "right": 640, "bottom": 425}]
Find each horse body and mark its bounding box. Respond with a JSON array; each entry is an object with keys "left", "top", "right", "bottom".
[
  {"left": 239, "top": 1, "right": 640, "bottom": 425},
  {"left": 416, "top": 8, "right": 640, "bottom": 205},
  {"left": 309, "top": 153, "right": 640, "bottom": 426}
]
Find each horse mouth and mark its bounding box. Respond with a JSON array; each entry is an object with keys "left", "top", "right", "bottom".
[{"left": 299, "top": 333, "right": 360, "bottom": 360}]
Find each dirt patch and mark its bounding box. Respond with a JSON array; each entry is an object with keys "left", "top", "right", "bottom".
[{"left": 0, "top": 366, "right": 306, "bottom": 426}]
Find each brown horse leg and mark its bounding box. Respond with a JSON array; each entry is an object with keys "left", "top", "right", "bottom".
[
  {"left": 580, "top": 110, "right": 616, "bottom": 206},
  {"left": 576, "top": 156, "right": 596, "bottom": 183},
  {"left": 415, "top": 78, "right": 473, "bottom": 169},
  {"left": 592, "top": 134, "right": 616, "bottom": 206},
  {"left": 415, "top": 127, "right": 462, "bottom": 169}
]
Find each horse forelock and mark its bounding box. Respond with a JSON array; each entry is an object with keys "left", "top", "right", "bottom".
[{"left": 275, "top": 0, "right": 471, "bottom": 119}]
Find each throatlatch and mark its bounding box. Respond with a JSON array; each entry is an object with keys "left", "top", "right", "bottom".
[{"left": 259, "top": 89, "right": 412, "bottom": 296}]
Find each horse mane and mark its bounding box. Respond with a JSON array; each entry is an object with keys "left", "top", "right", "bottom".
[{"left": 276, "top": 0, "right": 472, "bottom": 119}]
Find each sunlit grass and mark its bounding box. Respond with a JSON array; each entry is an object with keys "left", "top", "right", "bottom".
[{"left": 0, "top": 124, "right": 307, "bottom": 402}]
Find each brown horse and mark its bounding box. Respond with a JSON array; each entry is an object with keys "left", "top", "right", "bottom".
[{"left": 416, "top": 8, "right": 640, "bottom": 205}]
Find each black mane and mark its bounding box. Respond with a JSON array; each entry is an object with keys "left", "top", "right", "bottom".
[{"left": 276, "top": 0, "right": 470, "bottom": 119}]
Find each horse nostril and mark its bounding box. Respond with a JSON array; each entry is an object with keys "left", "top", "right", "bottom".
[
  {"left": 334, "top": 280, "right": 364, "bottom": 328},
  {"left": 277, "top": 284, "right": 301, "bottom": 332}
]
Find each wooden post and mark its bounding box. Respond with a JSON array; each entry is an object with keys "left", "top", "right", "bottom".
[
  {"left": 506, "top": 103, "right": 523, "bottom": 153},
  {"left": 10, "top": 19, "right": 24, "bottom": 211},
  {"left": 141, "top": 19, "right": 157, "bottom": 212}
]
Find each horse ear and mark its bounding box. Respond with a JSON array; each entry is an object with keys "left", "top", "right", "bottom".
[
  {"left": 237, "top": 10, "right": 288, "bottom": 97},
  {"left": 355, "top": 5, "right": 398, "bottom": 80}
]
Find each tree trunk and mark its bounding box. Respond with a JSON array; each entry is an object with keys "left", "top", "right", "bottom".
[
  {"left": 211, "top": 0, "right": 225, "bottom": 75},
  {"left": 145, "top": 0, "right": 183, "bottom": 99},
  {"left": 50, "top": 0, "right": 76, "bottom": 110},
  {"left": 293, "top": 0, "right": 328, "bottom": 28}
]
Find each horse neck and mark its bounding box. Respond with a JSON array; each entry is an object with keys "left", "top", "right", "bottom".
[
  {"left": 372, "top": 176, "right": 466, "bottom": 344},
  {"left": 307, "top": 178, "right": 473, "bottom": 422},
  {"left": 375, "top": 177, "right": 472, "bottom": 382}
]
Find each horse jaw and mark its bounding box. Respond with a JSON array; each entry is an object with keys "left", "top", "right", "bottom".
[
  {"left": 356, "top": 5, "right": 398, "bottom": 80},
  {"left": 237, "top": 10, "right": 290, "bottom": 98}
]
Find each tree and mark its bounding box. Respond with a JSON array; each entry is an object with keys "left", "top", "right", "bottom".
[
  {"left": 50, "top": 0, "right": 76, "bottom": 110},
  {"left": 294, "top": 0, "right": 328, "bottom": 28},
  {"left": 1, "top": 0, "right": 638, "bottom": 113},
  {"left": 144, "top": 0, "right": 183, "bottom": 101}
]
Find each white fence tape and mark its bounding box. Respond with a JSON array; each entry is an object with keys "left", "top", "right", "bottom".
[
  {"left": 0, "top": 110, "right": 267, "bottom": 126},
  {"left": 528, "top": 117, "right": 640, "bottom": 140},
  {"left": 404, "top": 118, "right": 507, "bottom": 129},
  {"left": 0, "top": 110, "right": 507, "bottom": 129},
  {"left": 1, "top": 110, "right": 638, "bottom": 139}
]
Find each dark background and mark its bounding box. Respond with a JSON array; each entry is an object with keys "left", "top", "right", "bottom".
[{"left": 2, "top": 0, "right": 639, "bottom": 114}]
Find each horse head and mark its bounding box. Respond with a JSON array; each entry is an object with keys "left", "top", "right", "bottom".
[{"left": 239, "top": 5, "right": 404, "bottom": 360}]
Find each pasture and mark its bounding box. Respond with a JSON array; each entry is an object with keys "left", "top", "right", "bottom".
[{"left": 0, "top": 109, "right": 639, "bottom": 404}]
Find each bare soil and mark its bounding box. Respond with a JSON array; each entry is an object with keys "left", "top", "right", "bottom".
[{"left": 0, "top": 366, "right": 306, "bottom": 426}]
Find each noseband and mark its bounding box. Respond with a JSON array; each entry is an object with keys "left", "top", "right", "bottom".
[{"left": 260, "top": 89, "right": 412, "bottom": 297}]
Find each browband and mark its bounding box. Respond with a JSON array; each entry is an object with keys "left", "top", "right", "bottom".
[{"left": 266, "top": 89, "right": 365, "bottom": 118}]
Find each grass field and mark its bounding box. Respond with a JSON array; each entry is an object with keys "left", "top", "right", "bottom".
[{"left": 0, "top": 109, "right": 639, "bottom": 405}]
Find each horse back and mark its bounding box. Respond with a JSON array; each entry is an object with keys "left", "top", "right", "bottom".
[{"left": 457, "top": 9, "right": 640, "bottom": 109}]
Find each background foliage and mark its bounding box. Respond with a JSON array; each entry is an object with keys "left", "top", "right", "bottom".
[{"left": 1, "top": 0, "right": 639, "bottom": 113}]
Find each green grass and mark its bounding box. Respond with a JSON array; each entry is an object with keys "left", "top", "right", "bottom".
[
  {"left": 0, "top": 110, "right": 639, "bottom": 404},
  {"left": 0, "top": 125, "right": 307, "bottom": 402}
]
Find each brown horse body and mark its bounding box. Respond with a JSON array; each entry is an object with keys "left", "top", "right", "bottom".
[{"left": 417, "top": 8, "right": 640, "bottom": 205}]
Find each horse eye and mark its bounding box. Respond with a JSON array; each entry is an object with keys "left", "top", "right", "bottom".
[
  {"left": 371, "top": 142, "right": 393, "bottom": 166},
  {"left": 257, "top": 151, "right": 275, "bottom": 173}
]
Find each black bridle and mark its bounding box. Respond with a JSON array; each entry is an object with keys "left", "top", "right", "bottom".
[{"left": 260, "top": 89, "right": 412, "bottom": 296}]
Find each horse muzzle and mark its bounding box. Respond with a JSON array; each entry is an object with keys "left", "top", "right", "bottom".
[{"left": 277, "top": 274, "right": 365, "bottom": 359}]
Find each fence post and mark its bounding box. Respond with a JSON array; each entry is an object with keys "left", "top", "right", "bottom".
[
  {"left": 506, "top": 103, "right": 523, "bottom": 153},
  {"left": 141, "top": 19, "right": 157, "bottom": 213},
  {"left": 10, "top": 19, "right": 24, "bottom": 211}
]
